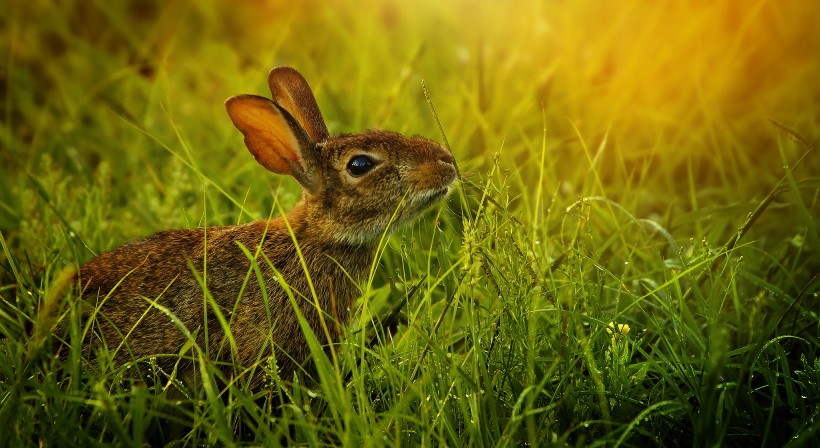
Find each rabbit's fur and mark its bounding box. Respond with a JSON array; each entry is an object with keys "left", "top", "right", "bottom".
[{"left": 74, "top": 67, "right": 456, "bottom": 384}]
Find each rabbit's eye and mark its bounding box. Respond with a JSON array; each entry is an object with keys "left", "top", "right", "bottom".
[{"left": 347, "top": 155, "right": 375, "bottom": 176}]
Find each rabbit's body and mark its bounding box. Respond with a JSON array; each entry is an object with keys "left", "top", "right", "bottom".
[
  {"left": 79, "top": 212, "right": 372, "bottom": 377},
  {"left": 74, "top": 68, "right": 456, "bottom": 385}
]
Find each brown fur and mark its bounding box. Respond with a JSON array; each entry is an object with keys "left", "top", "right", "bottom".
[{"left": 74, "top": 67, "right": 456, "bottom": 386}]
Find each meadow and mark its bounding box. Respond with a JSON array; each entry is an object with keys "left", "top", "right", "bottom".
[{"left": 1, "top": 0, "right": 819, "bottom": 446}]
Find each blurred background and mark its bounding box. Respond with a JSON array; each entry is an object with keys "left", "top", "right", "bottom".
[{"left": 1, "top": 0, "right": 818, "bottom": 264}]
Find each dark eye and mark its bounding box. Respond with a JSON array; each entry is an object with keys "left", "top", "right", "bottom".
[{"left": 346, "top": 155, "right": 376, "bottom": 176}]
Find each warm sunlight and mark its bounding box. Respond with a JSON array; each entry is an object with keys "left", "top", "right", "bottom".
[{"left": 1, "top": 0, "right": 817, "bottom": 446}]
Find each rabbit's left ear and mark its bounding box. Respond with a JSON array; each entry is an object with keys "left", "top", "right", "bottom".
[
  {"left": 225, "top": 94, "right": 319, "bottom": 192},
  {"left": 267, "top": 67, "right": 329, "bottom": 144}
]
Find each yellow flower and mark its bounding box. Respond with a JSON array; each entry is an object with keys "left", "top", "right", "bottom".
[{"left": 607, "top": 322, "right": 630, "bottom": 336}]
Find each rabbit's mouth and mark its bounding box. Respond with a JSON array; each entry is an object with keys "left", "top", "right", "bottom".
[{"left": 411, "top": 185, "right": 452, "bottom": 210}]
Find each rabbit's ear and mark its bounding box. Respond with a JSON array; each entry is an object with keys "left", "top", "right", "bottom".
[
  {"left": 267, "top": 67, "right": 329, "bottom": 144},
  {"left": 225, "top": 94, "right": 319, "bottom": 192}
]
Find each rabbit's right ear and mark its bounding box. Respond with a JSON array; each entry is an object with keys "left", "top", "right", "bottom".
[
  {"left": 267, "top": 67, "right": 329, "bottom": 144},
  {"left": 225, "top": 94, "right": 320, "bottom": 192}
]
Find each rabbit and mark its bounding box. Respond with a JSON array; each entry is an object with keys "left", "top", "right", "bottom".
[{"left": 73, "top": 67, "right": 457, "bottom": 386}]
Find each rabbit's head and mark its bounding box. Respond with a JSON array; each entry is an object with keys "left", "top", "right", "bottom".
[{"left": 226, "top": 67, "right": 457, "bottom": 246}]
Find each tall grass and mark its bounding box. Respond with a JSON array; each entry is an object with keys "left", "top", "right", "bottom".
[{"left": 2, "top": 0, "right": 819, "bottom": 445}]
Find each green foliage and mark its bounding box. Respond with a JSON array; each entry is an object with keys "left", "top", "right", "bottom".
[{"left": 2, "top": 0, "right": 819, "bottom": 446}]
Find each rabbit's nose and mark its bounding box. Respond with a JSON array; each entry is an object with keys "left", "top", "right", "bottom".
[{"left": 437, "top": 148, "right": 455, "bottom": 165}]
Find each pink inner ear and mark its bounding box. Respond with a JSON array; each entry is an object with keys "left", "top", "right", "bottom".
[
  {"left": 226, "top": 95, "right": 305, "bottom": 175},
  {"left": 245, "top": 131, "right": 298, "bottom": 175}
]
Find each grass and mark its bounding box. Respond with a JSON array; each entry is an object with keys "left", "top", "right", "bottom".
[{"left": 2, "top": 0, "right": 819, "bottom": 446}]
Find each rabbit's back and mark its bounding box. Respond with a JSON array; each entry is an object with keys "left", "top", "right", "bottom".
[{"left": 77, "top": 218, "right": 372, "bottom": 376}]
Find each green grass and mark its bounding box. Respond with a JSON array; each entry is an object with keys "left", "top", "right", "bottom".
[{"left": 2, "top": 0, "right": 819, "bottom": 446}]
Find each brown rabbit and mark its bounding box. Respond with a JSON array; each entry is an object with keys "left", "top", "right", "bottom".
[{"left": 74, "top": 67, "right": 457, "bottom": 385}]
